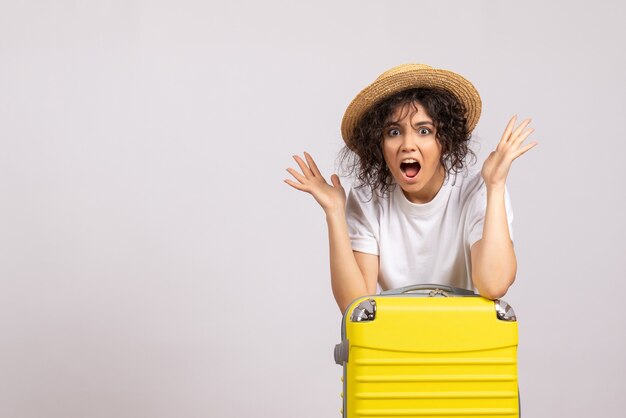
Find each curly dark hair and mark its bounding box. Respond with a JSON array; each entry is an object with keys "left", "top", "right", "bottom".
[{"left": 339, "top": 87, "right": 476, "bottom": 196}]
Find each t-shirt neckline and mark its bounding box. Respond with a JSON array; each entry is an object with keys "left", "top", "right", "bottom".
[{"left": 394, "top": 175, "right": 451, "bottom": 216}]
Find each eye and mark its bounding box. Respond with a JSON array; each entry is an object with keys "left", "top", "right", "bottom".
[
  {"left": 418, "top": 127, "right": 431, "bottom": 135},
  {"left": 387, "top": 128, "right": 400, "bottom": 137}
]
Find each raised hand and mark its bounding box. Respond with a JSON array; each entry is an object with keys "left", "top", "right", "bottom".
[
  {"left": 481, "top": 115, "right": 538, "bottom": 189},
  {"left": 285, "top": 152, "right": 346, "bottom": 215}
]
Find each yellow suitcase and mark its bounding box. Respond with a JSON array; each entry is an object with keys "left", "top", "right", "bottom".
[{"left": 334, "top": 284, "right": 519, "bottom": 418}]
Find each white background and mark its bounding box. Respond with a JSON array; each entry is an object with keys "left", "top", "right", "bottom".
[{"left": 1, "top": 1, "right": 625, "bottom": 417}]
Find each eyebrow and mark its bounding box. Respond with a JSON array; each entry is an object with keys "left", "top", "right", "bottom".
[{"left": 385, "top": 120, "right": 434, "bottom": 127}]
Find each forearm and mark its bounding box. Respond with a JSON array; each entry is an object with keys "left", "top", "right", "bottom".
[
  {"left": 326, "top": 209, "right": 370, "bottom": 313},
  {"left": 471, "top": 186, "right": 517, "bottom": 299}
]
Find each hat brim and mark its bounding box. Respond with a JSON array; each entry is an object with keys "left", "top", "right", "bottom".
[{"left": 341, "top": 65, "right": 482, "bottom": 149}]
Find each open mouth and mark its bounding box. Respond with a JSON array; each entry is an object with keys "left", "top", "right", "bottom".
[{"left": 400, "top": 159, "right": 421, "bottom": 178}]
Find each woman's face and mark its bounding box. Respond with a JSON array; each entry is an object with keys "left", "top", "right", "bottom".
[{"left": 382, "top": 101, "right": 446, "bottom": 204}]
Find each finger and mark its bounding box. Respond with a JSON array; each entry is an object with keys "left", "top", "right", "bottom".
[
  {"left": 511, "top": 141, "right": 539, "bottom": 159},
  {"left": 304, "top": 152, "right": 323, "bottom": 178},
  {"left": 331, "top": 174, "right": 342, "bottom": 188},
  {"left": 286, "top": 167, "right": 307, "bottom": 183},
  {"left": 293, "top": 155, "right": 314, "bottom": 178},
  {"left": 284, "top": 179, "right": 308, "bottom": 192},
  {"left": 511, "top": 127, "right": 535, "bottom": 148},
  {"left": 509, "top": 118, "right": 532, "bottom": 143},
  {"left": 499, "top": 115, "right": 518, "bottom": 146}
]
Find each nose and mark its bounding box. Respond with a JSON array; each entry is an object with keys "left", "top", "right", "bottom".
[{"left": 400, "top": 131, "right": 418, "bottom": 152}]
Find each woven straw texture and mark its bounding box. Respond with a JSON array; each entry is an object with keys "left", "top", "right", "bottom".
[{"left": 341, "top": 64, "right": 482, "bottom": 149}]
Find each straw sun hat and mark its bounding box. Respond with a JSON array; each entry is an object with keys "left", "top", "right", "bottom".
[{"left": 341, "top": 63, "right": 482, "bottom": 149}]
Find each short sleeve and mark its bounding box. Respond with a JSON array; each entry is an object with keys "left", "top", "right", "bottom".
[
  {"left": 345, "top": 187, "right": 380, "bottom": 255},
  {"left": 466, "top": 183, "right": 515, "bottom": 248}
]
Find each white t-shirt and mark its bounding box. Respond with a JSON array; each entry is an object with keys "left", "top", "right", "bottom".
[{"left": 345, "top": 168, "right": 514, "bottom": 292}]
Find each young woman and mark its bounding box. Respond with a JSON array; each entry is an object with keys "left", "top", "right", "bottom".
[{"left": 285, "top": 64, "right": 537, "bottom": 313}]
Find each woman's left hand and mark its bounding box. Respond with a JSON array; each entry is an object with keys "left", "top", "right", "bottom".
[{"left": 481, "top": 115, "right": 538, "bottom": 189}]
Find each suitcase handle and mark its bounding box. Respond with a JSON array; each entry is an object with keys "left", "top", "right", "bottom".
[{"left": 380, "top": 283, "right": 476, "bottom": 296}]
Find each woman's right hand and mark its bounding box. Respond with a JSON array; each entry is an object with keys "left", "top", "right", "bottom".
[{"left": 285, "top": 152, "right": 346, "bottom": 215}]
